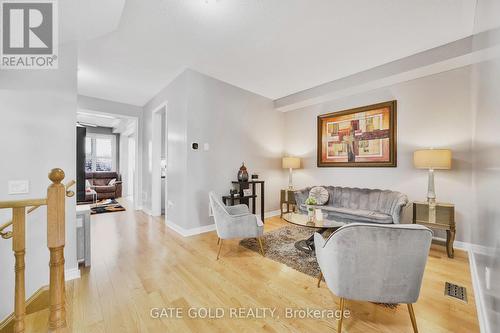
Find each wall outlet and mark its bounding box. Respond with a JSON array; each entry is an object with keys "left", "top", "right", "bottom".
[
  {"left": 8, "top": 180, "right": 29, "bottom": 195},
  {"left": 485, "top": 267, "right": 491, "bottom": 290}
]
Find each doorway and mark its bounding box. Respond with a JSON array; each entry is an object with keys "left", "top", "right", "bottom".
[{"left": 151, "top": 102, "right": 168, "bottom": 217}]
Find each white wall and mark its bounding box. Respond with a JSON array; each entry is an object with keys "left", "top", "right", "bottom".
[
  {"left": 185, "top": 70, "right": 284, "bottom": 228},
  {"left": 143, "top": 71, "right": 189, "bottom": 224},
  {"left": 470, "top": 2, "right": 500, "bottom": 332},
  {"left": 0, "top": 45, "right": 78, "bottom": 321},
  {"left": 143, "top": 69, "right": 285, "bottom": 230},
  {"left": 284, "top": 67, "right": 473, "bottom": 242}
]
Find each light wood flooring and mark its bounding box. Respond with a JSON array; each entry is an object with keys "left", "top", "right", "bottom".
[{"left": 26, "top": 200, "right": 480, "bottom": 332}]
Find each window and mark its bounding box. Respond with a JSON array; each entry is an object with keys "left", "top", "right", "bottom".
[{"left": 85, "top": 134, "right": 116, "bottom": 172}]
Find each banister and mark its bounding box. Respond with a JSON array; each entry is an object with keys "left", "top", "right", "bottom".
[
  {"left": 0, "top": 199, "right": 47, "bottom": 209},
  {"left": 2, "top": 169, "right": 72, "bottom": 332}
]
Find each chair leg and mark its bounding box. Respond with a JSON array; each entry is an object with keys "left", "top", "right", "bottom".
[
  {"left": 337, "top": 297, "right": 345, "bottom": 333},
  {"left": 407, "top": 304, "right": 418, "bottom": 333},
  {"left": 257, "top": 237, "right": 265, "bottom": 256},
  {"left": 217, "top": 237, "right": 220, "bottom": 245},
  {"left": 317, "top": 272, "right": 323, "bottom": 288},
  {"left": 216, "top": 239, "right": 223, "bottom": 260}
]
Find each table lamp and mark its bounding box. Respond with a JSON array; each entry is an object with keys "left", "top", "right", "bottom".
[
  {"left": 413, "top": 149, "right": 452, "bottom": 205},
  {"left": 282, "top": 157, "right": 301, "bottom": 190}
]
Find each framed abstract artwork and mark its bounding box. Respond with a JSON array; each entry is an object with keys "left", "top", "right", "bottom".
[{"left": 317, "top": 100, "right": 397, "bottom": 167}]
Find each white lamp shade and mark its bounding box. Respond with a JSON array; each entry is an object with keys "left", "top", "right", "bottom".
[
  {"left": 413, "top": 149, "right": 452, "bottom": 170},
  {"left": 282, "top": 157, "right": 301, "bottom": 169}
]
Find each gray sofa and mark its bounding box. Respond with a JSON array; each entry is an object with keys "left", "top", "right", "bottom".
[{"left": 294, "top": 186, "right": 408, "bottom": 224}]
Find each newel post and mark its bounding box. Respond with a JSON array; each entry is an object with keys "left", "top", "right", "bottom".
[{"left": 47, "top": 168, "right": 66, "bottom": 330}]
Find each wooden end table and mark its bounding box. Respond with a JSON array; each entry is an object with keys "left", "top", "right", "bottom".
[{"left": 412, "top": 201, "right": 455, "bottom": 258}]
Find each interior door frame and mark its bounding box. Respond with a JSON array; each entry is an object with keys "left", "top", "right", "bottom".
[{"left": 151, "top": 102, "right": 168, "bottom": 217}]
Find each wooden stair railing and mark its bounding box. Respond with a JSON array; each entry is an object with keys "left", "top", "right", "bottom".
[{"left": 0, "top": 168, "right": 75, "bottom": 333}]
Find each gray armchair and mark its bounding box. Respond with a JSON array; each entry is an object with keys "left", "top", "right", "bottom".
[
  {"left": 208, "top": 191, "right": 265, "bottom": 259},
  {"left": 315, "top": 223, "right": 432, "bottom": 333}
]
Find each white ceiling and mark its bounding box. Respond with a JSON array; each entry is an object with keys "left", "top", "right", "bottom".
[{"left": 78, "top": 0, "right": 478, "bottom": 106}]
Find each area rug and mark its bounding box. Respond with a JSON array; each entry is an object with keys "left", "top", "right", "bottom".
[
  {"left": 240, "top": 225, "right": 322, "bottom": 277},
  {"left": 240, "top": 225, "right": 398, "bottom": 308},
  {"left": 90, "top": 199, "right": 126, "bottom": 215}
]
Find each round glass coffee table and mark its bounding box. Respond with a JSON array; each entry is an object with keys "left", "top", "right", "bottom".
[{"left": 282, "top": 212, "right": 346, "bottom": 254}]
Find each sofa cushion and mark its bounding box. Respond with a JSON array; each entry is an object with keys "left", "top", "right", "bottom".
[
  {"left": 93, "top": 185, "right": 116, "bottom": 193},
  {"left": 320, "top": 206, "right": 393, "bottom": 224},
  {"left": 108, "top": 178, "right": 117, "bottom": 186},
  {"left": 309, "top": 186, "right": 329, "bottom": 205},
  {"left": 93, "top": 178, "right": 109, "bottom": 186}
]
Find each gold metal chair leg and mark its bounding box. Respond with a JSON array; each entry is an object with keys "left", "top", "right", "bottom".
[
  {"left": 216, "top": 239, "right": 223, "bottom": 260},
  {"left": 257, "top": 237, "right": 265, "bottom": 256},
  {"left": 337, "top": 297, "right": 345, "bottom": 333},
  {"left": 317, "top": 272, "right": 323, "bottom": 288},
  {"left": 407, "top": 304, "right": 418, "bottom": 333},
  {"left": 217, "top": 237, "right": 220, "bottom": 245}
]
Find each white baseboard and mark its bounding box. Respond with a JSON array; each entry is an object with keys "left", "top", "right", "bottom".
[
  {"left": 469, "top": 250, "right": 490, "bottom": 333},
  {"left": 65, "top": 268, "right": 81, "bottom": 281},
  {"left": 141, "top": 207, "right": 152, "bottom": 215},
  {"left": 264, "top": 210, "right": 281, "bottom": 218},
  {"left": 166, "top": 220, "right": 216, "bottom": 237},
  {"left": 432, "top": 236, "right": 490, "bottom": 333}
]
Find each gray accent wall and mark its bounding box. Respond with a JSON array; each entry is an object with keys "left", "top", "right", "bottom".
[{"left": 143, "top": 69, "right": 285, "bottom": 230}]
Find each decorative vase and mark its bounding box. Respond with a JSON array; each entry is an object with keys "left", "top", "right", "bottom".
[
  {"left": 307, "top": 205, "right": 315, "bottom": 222},
  {"left": 237, "top": 162, "right": 249, "bottom": 182}
]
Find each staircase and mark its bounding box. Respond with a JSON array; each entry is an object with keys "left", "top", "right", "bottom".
[{"left": 0, "top": 169, "right": 75, "bottom": 333}]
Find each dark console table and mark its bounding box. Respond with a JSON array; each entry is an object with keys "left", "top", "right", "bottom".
[{"left": 222, "top": 181, "right": 265, "bottom": 222}]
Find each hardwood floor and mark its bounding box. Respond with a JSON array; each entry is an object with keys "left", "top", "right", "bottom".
[{"left": 28, "top": 200, "right": 480, "bottom": 332}]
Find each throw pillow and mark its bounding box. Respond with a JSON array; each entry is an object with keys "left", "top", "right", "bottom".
[
  {"left": 108, "top": 178, "right": 117, "bottom": 186},
  {"left": 309, "top": 186, "right": 329, "bottom": 205},
  {"left": 85, "top": 179, "right": 92, "bottom": 189}
]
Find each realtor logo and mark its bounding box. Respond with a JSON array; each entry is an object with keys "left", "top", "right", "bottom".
[{"left": 1, "top": 0, "right": 58, "bottom": 69}]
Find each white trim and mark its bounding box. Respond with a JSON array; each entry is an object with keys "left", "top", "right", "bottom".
[
  {"left": 469, "top": 250, "right": 490, "bottom": 333},
  {"left": 166, "top": 220, "right": 216, "bottom": 237},
  {"left": 141, "top": 207, "right": 152, "bottom": 216},
  {"left": 264, "top": 210, "right": 281, "bottom": 218},
  {"left": 151, "top": 101, "right": 168, "bottom": 217},
  {"left": 432, "top": 236, "right": 490, "bottom": 333},
  {"left": 432, "top": 236, "right": 493, "bottom": 256},
  {"left": 65, "top": 268, "right": 81, "bottom": 281}
]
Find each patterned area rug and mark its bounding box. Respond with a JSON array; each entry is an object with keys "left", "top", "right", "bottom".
[
  {"left": 240, "top": 225, "right": 398, "bottom": 308},
  {"left": 90, "top": 199, "right": 126, "bottom": 215},
  {"left": 240, "top": 225, "right": 322, "bottom": 277}
]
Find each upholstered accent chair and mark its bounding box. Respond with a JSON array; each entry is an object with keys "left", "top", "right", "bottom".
[
  {"left": 208, "top": 191, "right": 265, "bottom": 260},
  {"left": 315, "top": 223, "right": 433, "bottom": 333}
]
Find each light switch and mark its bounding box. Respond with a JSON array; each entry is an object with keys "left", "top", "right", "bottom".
[
  {"left": 8, "top": 180, "right": 29, "bottom": 195},
  {"left": 203, "top": 143, "right": 210, "bottom": 151}
]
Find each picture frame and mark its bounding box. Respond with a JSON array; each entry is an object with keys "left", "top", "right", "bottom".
[{"left": 317, "top": 100, "right": 397, "bottom": 167}]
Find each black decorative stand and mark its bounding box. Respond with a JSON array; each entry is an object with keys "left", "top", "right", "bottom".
[{"left": 222, "top": 181, "right": 265, "bottom": 222}]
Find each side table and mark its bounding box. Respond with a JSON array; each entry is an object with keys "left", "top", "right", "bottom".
[
  {"left": 412, "top": 201, "right": 455, "bottom": 258},
  {"left": 280, "top": 189, "right": 296, "bottom": 218}
]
